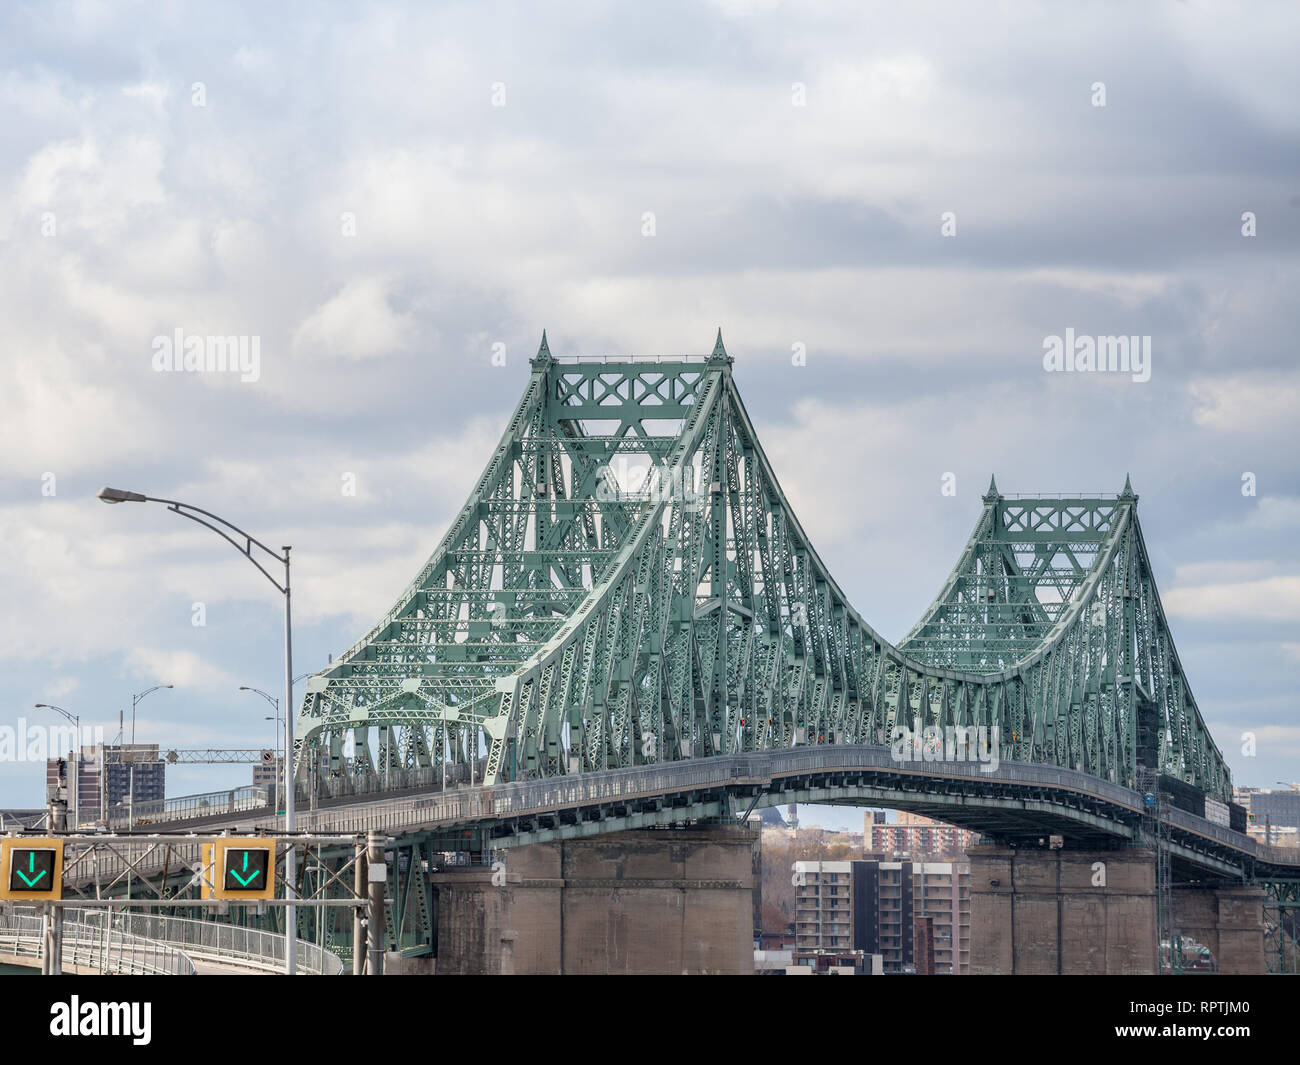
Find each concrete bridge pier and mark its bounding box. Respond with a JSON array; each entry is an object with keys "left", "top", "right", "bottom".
[
  {"left": 430, "top": 826, "right": 757, "bottom": 975},
  {"left": 969, "top": 844, "right": 1265, "bottom": 974},
  {"left": 1169, "top": 883, "right": 1266, "bottom": 974}
]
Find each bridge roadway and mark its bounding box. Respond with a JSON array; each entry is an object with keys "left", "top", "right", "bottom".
[{"left": 117, "top": 746, "right": 1300, "bottom": 885}]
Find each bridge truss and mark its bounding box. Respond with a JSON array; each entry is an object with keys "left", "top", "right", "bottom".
[{"left": 294, "top": 333, "right": 1231, "bottom": 804}]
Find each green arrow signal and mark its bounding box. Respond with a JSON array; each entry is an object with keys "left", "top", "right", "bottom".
[
  {"left": 228, "top": 851, "right": 262, "bottom": 887},
  {"left": 15, "top": 852, "right": 48, "bottom": 888}
]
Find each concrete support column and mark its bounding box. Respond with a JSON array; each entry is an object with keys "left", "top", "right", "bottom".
[
  {"left": 1171, "top": 883, "right": 1265, "bottom": 974},
  {"left": 969, "top": 844, "right": 1157, "bottom": 974},
  {"left": 431, "top": 826, "right": 757, "bottom": 975}
]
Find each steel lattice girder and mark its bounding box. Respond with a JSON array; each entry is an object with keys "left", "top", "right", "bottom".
[{"left": 294, "top": 332, "right": 1231, "bottom": 802}]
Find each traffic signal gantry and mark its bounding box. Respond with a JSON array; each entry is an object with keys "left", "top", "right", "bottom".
[{"left": 0, "top": 830, "right": 388, "bottom": 976}]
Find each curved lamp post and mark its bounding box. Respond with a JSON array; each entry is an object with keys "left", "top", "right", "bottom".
[
  {"left": 239, "top": 685, "right": 282, "bottom": 791},
  {"left": 98, "top": 486, "right": 299, "bottom": 976},
  {"left": 242, "top": 674, "right": 313, "bottom": 802},
  {"left": 34, "top": 703, "right": 80, "bottom": 828},
  {"left": 130, "top": 684, "right": 173, "bottom": 745}
]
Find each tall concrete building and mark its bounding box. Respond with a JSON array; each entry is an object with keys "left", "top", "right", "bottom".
[{"left": 793, "top": 858, "right": 971, "bottom": 974}]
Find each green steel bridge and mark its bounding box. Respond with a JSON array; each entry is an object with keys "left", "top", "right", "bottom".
[
  {"left": 294, "top": 332, "right": 1232, "bottom": 809},
  {"left": 75, "top": 334, "right": 1300, "bottom": 970}
]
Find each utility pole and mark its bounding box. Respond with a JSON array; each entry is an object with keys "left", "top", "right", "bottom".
[
  {"left": 99, "top": 486, "right": 298, "bottom": 974},
  {"left": 353, "top": 839, "right": 366, "bottom": 975},
  {"left": 366, "top": 829, "right": 386, "bottom": 975},
  {"left": 41, "top": 904, "right": 63, "bottom": 976}
]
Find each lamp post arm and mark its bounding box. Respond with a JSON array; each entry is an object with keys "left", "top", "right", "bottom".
[
  {"left": 145, "top": 496, "right": 289, "bottom": 594},
  {"left": 240, "top": 686, "right": 279, "bottom": 711},
  {"left": 35, "top": 703, "right": 79, "bottom": 729}
]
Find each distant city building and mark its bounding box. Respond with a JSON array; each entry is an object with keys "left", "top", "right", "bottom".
[
  {"left": 865, "top": 810, "right": 977, "bottom": 859},
  {"left": 795, "top": 857, "right": 970, "bottom": 973},
  {"left": 252, "top": 756, "right": 283, "bottom": 794},
  {"left": 46, "top": 743, "right": 165, "bottom": 825},
  {"left": 1249, "top": 825, "right": 1298, "bottom": 847},
  {"left": 1234, "top": 784, "right": 1300, "bottom": 839}
]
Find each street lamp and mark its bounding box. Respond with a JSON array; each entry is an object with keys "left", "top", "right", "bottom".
[
  {"left": 125, "top": 685, "right": 171, "bottom": 827},
  {"left": 34, "top": 704, "right": 80, "bottom": 829},
  {"left": 99, "top": 486, "right": 299, "bottom": 976},
  {"left": 239, "top": 686, "right": 282, "bottom": 792},
  {"left": 130, "top": 684, "right": 173, "bottom": 746}
]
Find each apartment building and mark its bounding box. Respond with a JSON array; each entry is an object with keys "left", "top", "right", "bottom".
[
  {"left": 793, "top": 861, "right": 860, "bottom": 952},
  {"left": 864, "top": 810, "right": 977, "bottom": 859},
  {"left": 793, "top": 857, "right": 970, "bottom": 973}
]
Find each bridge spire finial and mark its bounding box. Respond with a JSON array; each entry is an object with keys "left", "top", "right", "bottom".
[
  {"left": 532, "top": 329, "right": 552, "bottom": 366},
  {"left": 1120, "top": 473, "right": 1137, "bottom": 501},
  {"left": 708, "top": 327, "right": 732, "bottom": 365},
  {"left": 983, "top": 474, "right": 1001, "bottom": 502}
]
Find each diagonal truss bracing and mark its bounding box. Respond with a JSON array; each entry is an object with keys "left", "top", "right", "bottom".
[{"left": 295, "top": 333, "right": 1231, "bottom": 802}]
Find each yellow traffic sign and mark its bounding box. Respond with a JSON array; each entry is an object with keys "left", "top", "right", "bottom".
[
  {"left": 0, "top": 838, "right": 64, "bottom": 900},
  {"left": 206, "top": 838, "right": 276, "bottom": 900}
]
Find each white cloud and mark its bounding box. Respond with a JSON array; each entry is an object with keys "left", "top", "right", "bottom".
[
  {"left": 1189, "top": 374, "right": 1300, "bottom": 433},
  {"left": 1244, "top": 497, "right": 1300, "bottom": 531},
  {"left": 1164, "top": 576, "right": 1300, "bottom": 621},
  {"left": 42, "top": 677, "right": 81, "bottom": 700},
  {"left": 121, "top": 80, "right": 170, "bottom": 114},
  {"left": 291, "top": 277, "right": 414, "bottom": 361},
  {"left": 125, "top": 648, "right": 237, "bottom": 690},
  {"left": 12, "top": 134, "right": 166, "bottom": 235},
  {"left": 1170, "top": 560, "right": 1283, "bottom": 586}
]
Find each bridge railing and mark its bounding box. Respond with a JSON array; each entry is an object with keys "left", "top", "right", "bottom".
[
  {"left": 3, "top": 907, "right": 344, "bottom": 975},
  {"left": 86, "top": 910, "right": 344, "bottom": 975},
  {"left": 109, "top": 745, "right": 1299, "bottom": 878},
  {"left": 1164, "top": 806, "right": 1300, "bottom": 867},
  {"left": 294, "top": 745, "right": 1155, "bottom": 835},
  {"left": 108, "top": 785, "right": 270, "bottom": 829},
  {"left": 0, "top": 909, "right": 196, "bottom": 975}
]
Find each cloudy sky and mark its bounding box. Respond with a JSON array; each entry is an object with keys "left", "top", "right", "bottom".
[{"left": 1, "top": 0, "right": 1298, "bottom": 813}]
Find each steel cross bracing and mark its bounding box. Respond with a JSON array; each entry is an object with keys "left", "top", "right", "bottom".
[{"left": 294, "top": 332, "right": 1232, "bottom": 804}]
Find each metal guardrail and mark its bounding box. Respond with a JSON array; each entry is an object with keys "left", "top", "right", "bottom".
[
  {"left": 97, "top": 911, "right": 343, "bottom": 975},
  {"left": 1164, "top": 805, "right": 1299, "bottom": 868},
  {"left": 110, "top": 785, "right": 270, "bottom": 829},
  {"left": 0, "top": 909, "right": 196, "bottom": 975},
  {"left": 2, "top": 908, "right": 343, "bottom": 975}
]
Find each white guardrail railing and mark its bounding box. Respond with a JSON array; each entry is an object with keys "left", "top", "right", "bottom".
[
  {"left": 0, "top": 908, "right": 343, "bottom": 975},
  {"left": 97, "top": 911, "right": 344, "bottom": 975},
  {"left": 0, "top": 909, "right": 195, "bottom": 975}
]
